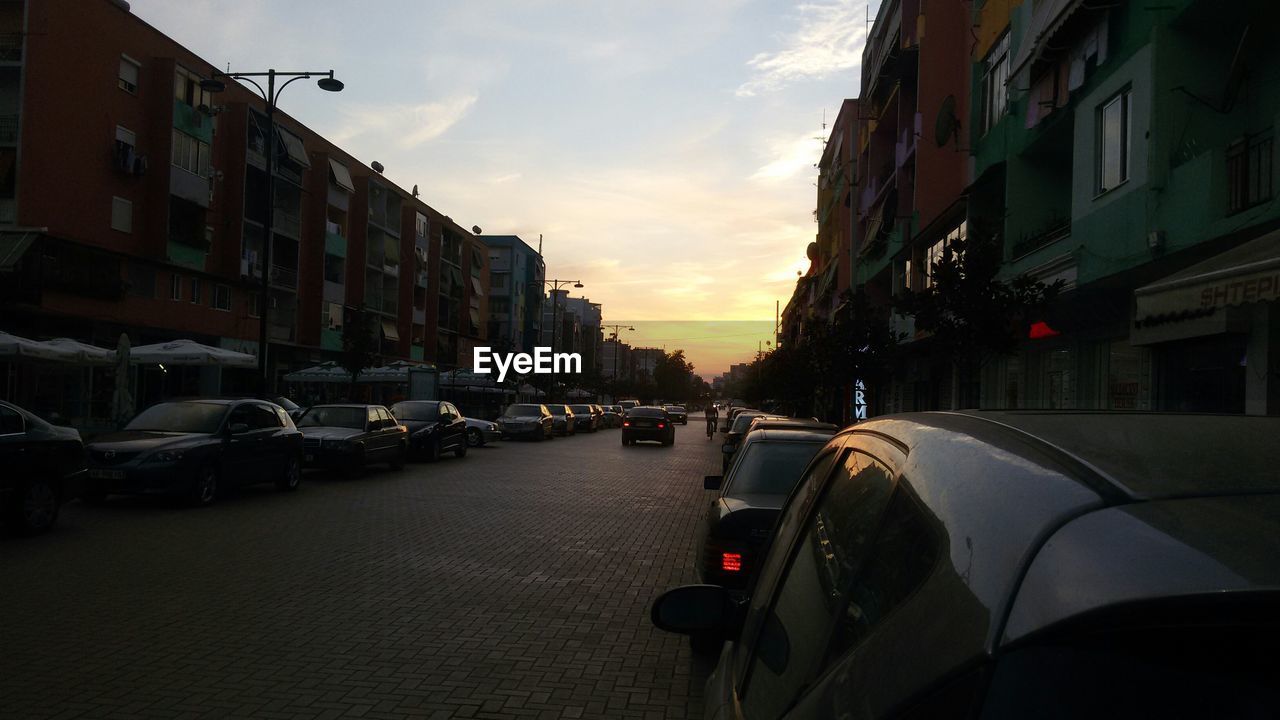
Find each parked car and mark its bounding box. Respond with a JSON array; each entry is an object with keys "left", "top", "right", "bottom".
[
  {"left": 722, "top": 406, "right": 755, "bottom": 432},
  {"left": 601, "top": 405, "right": 623, "bottom": 428},
  {"left": 569, "top": 404, "right": 599, "bottom": 433},
  {"left": 463, "top": 417, "right": 502, "bottom": 447},
  {"left": 297, "top": 404, "right": 407, "bottom": 474},
  {"left": 664, "top": 405, "right": 689, "bottom": 424},
  {"left": 0, "top": 400, "right": 86, "bottom": 533},
  {"left": 549, "top": 404, "right": 577, "bottom": 436},
  {"left": 271, "top": 396, "right": 306, "bottom": 422},
  {"left": 389, "top": 401, "right": 468, "bottom": 460},
  {"left": 618, "top": 399, "right": 640, "bottom": 411},
  {"left": 694, "top": 426, "right": 837, "bottom": 651},
  {"left": 84, "top": 399, "right": 303, "bottom": 505},
  {"left": 652, "top": 412, "right": 1280, "bottom": 719},
  {"left": 622, "top": 406, "right": 675, "bottom": 446},
  {"left": 498, "top": 403, "right": 554, "bottom": 441},
  {"left": 721, "top": 412, "right": 780, "bottom": 472}
]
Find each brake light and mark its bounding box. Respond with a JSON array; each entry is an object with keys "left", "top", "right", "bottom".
[
  {"left": 657, "top": 423, "right": 665, "bottom": 429},
  {"left": 721, "top": 552, "right": 742, "bottom": 573},
  {"left": 623, "top": 421, "right": 630, "bottom": 427}
]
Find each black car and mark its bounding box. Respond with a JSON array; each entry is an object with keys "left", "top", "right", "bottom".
[
  {"left": 569, "top": 404, "right": 599, "bottom": 433},
  {"left": 652, "top": 412, "right": 1280, "bottom": 719},
  {"left": 297, "top": 404, "right": 408, "bottom": 474},
  {"left": 0, "top": 400, "right": 86, "bottom": 534},
  {"left": 389, "top": 400, "right": 468, "bottom": 460},
  {"left": 622, "top": 406, "right": 675, "bottom": 446},
  {"left": 84, "top": 399, "right": 303, "bottom": 506},
  {"left": 664, "top": 405, "right": 688, "bottom": 424},
  {"left": 549, "top": 404, "right": 577, "bottom": 436},
  {"left": 498, "top": 403, "right": 554, "bottom": 441},
  {"left": 720, "top": 412, "right": 782, "bottom": 472}
]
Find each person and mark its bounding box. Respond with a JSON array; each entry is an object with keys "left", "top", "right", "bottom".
[{"left": 706, "top": 404, "right": 719, "bottom": 439}]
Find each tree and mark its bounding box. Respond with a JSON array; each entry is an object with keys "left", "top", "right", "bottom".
[
  {"left": 894, "top": 228, "right": 1063, "bottom": 408},
  {"left": 341, "top": 306, "right": 379, "bottom": 400},
  {"left": 654, "top": 349, "right": 697, "bottom": 403}
]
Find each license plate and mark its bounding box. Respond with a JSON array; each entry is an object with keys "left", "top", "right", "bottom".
[
  {"left": 89, "top": 469, "right": 125, "bottom": 480},
  {"left": 305, "top": 453, "right": 314, "bottom": 462},
  {"left": 636, "top": 421, "right": 652, "bottom": 427}
]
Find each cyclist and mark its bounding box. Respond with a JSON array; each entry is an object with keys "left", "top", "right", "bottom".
[{"left": 706, "top": 404, "right": 719, "bottom": 440}]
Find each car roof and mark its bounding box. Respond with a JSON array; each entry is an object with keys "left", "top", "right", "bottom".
[
  {"left": 749, "top": 418, "right": 837, "bottom": 432},
  {"left": 310, "top": 403, "right": 377, "bottom": 409},
  {"left": 743, "top": 427, "right": 838, "bottom": 443}
]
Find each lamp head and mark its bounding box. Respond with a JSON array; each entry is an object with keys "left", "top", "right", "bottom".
[
  {"left": 574, "top": 282, "right": 584, "bottom": 289},
  {"left": 317, "top": 75, "right": 344, "bottom": 92}
]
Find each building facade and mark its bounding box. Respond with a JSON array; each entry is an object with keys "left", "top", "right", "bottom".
[{"left": 480, "top": 234, "right": 544, "bottom": 355}]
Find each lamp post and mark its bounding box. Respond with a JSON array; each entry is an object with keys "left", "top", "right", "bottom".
[
  {"left": 602, "top": 323, "right": 634, "bottom": 402},
  {"left": 543, "top": 278, "right": 582, "bottom": 401},
  {"left": 200, "top": 68, "right": 344, "bottom": 396}
]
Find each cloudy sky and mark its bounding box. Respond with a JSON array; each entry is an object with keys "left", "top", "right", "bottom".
[{"left": 130, "top": 0, "right": 874, "bottom": 375}]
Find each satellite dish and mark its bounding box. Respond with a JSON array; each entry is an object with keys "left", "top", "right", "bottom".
[
  {"left": 371, "top": 161, "right": 384, "bottom": 173},
  {"left": 806, "top": 242, "right": 819, "bottom": 261},
  {"left": 412, "top": 184, "right": 420, "bottom": 197},
  {"left": 935, "top": 94, "right": 959, "bottom": 148},
  {"left": 472, "top": 225, "right": 482, "bottom": 235}
]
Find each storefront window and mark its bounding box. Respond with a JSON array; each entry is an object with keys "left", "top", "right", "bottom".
[
  {"left": 1108, "top": 342, "right": 1152, "bottom": 410},
  {"left": 1043, "top": 349, "right": 1075, "bottom": 409}
]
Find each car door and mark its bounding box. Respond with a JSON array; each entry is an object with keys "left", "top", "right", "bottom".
[
  {"left": 378, "top": 406, "right": 402, "bottom": 456},
  {"left": 222, "top": 404, "right": 261, "bottom": 484},
  {"left": 251, "top": 402, "right": 289, "bottom": 480},
  {"left": 442, "top": 403, "right": 464, "bottom": 450},
  {"left": 0, "top": 404, "right": 32, "bottom": 506}
]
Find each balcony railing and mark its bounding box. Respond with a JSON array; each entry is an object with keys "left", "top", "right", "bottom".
[
  {"left": 269, "top": 264, "right": 298, "bottom": 289},
  {"left": 1011, "top": 218, "right": 1071, "bottom": 260},
  {"left": 273, "top": 208, "right": 301, "bottom": 238}
]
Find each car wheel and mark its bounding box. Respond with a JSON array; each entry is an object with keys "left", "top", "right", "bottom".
[
  {"left": 276, "top": 455, "right": 302, "bottom": 491},
  {"left": 454, "top": 439, "right": 467, "bottom": 458},
  {"left": 467, "top": 428, "right": 483, "bottom": 447},
  {"left": 10, "top": 478, "right": 58, "bottom": 534},
  {"left": 389, "top": 443, "right": 407, "bottom": 470},
  {"left": 191, "top": 464, "right": 218, "bottom": 506}
]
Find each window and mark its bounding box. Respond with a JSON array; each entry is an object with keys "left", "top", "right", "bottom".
[
  {"left": 110, "top": 196, "right": 132, "bottom": 233},
  {"left": 1097, "top": 90, "right": 1131, "bottom": 194},
  {"left": 741, "top": 451, "right": 897, "bottom": 717},
  {"left": 921, "top": 221, "right": 965, "bottom": 289},
  {"left": 171, "top": 129, "right": 210, "bottom": 177},
  {"left": 324, "top": 253, "right": 345, "bottom": 284},
  {"left": 213, "top": 284, "right": 231, "bottom": 311},
  {"left": 415, "top": 212, "right": 428, "bottom": 239},
  {"left": 170, "top": 274, "right": 183, "bottom": 300},
  {"left": 323, "top": 302, "right": 343, "bottom": 331},
  {"left": 981, "top": 32, "right": 1010, "bottom": 135},
  {"left": 118, "top": 55, "right": 139, "bottom": 94},
  {"left": 491, "top": 272, "right": 508, "bottom": 289},
  {"left": 1227, "top": 131, "right": 1274, "bottom": 215},
  {"left": 114, "top": 125, "right": 137, "bottom": 174},
  {"left": 248, "top": 292, "right": 261, "bottom": 318},
  {"left": 490, "top": 297, "right": 510, "bottom": 314},
  {"left": 174, "top": 66, "right": 212, "bottom": 108},
  {"left": 190, "top": 277, "right": 200, "bottom": 304},
  {"left": 471, "top": 247, "right": 483, "bottom": 277}
]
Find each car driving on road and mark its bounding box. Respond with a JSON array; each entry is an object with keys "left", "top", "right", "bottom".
[
  {"left": 652, "top": 412, "right": 1280, "bottom": 719},
  {"left": 297, "top": 404, "right": 407, "bottom": 475},
  {"left": 663, "top": 405, "right": 688, "bottom": 424},
  {"left": 389, "top": 401, "right": 469, "bottom": 460},
  {"left": 0, "top": 400, "right": 86, "bottom": 533},
  {"left": 622, "top": 406, "right": 675, "bottom": 446},
  {"left": 84, "top": 399, "right": 303, "bottom": 505},
  {"left": 498, "top": 403, "right": 554, "bottom": 441}
]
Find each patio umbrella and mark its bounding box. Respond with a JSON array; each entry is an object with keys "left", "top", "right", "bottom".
[
  {"left": 128, "top": 339, "right": 256, "bottom": 367},
  {"left": 283, "top": 363, "right": 352, "bottom": 383},
  {"left": 43, "top": 338, "right": 116, "bottom": 365},
  {"left": 110, "top": 333, "right": 134, "bottom": 427},
  {"left": 0, "top": 331, "right": 77, "bottom": 362}
]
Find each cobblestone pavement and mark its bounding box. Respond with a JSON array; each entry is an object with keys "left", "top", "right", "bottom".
[{"left": 0, "top": 416, "right": 723, "bottom": 719}]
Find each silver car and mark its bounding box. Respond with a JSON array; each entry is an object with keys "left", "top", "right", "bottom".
[{"left": 463, "top": 417, "right": 501, "bottom": 447}]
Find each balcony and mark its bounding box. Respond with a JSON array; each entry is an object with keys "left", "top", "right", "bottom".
[
  {"left": 270, "top": 264, "right": 298, "bottom": 290},
  {"left": 273, "top": 208, "right": 301, "bottom": 239},
  {"left": 1011, "top": 218, "right": 1071, "bottom": 261}
]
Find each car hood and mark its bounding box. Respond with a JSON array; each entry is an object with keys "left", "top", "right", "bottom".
[
  {"left": 297, "top": 426, "right": 364, "bottom": 440},
  {"left": 88, "top": 430, "right": 205, "bottom": 451}
]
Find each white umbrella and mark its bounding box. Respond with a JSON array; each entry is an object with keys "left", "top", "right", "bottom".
[
  {"left": 0, "top": 331, "right": 77, "bottom": 362},
  {"left": 110, "top": 333, "right": 134, "bottom": 427},
  {"left": 42, "top": 338, "right": 116, "bottom": 365},
  {"left": 128, "top": 339, "right": 256, "bottom": 367},
  {"left": 283, "top": 363, "right": 352, "bottom": 383}
]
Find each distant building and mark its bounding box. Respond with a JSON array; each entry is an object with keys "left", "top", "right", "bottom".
[{"left": 480, "top": 235, "right": 544, "bottom": 355}]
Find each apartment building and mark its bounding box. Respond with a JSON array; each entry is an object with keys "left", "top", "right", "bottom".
[
  {"left": 0, "top": 0, "right": 487, "bottom": 399},
  {"left": 480, "top": 234, "right": 544, "bottom": 355}
]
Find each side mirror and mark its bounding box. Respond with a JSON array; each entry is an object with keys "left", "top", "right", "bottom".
[
  {"left": 651, "top": 585, "right": 732, "bottom": 635},
  {"left": 228, "top": 422, "right": 250, "bottom": 434},
  {"left": 704, "top": 475, "right": 722, "bottom": 490}
]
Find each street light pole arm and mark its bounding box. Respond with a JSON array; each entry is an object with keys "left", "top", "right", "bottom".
[{"left": 272, "top": 73, "right": 314, "bottom": 105}]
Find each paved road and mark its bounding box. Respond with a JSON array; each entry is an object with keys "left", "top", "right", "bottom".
[{"left": 0, "top": 417, "right": 722, "bottom": 719}]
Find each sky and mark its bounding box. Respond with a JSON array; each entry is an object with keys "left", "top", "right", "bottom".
[{"left": 129, "top": 0, "right": 875, "bottom": 377}]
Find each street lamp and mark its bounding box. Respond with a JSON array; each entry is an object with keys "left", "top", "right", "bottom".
[
  {"left": 543, "top": 278, "right": 583, "bottom": 401},
  {"left": 201, "top": 68, "right": 344, "bottom": 395},
  {"left": 602, "top": 323, "right": 635, "bottom": 400}
]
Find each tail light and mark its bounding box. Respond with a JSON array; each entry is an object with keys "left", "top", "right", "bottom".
[
  {"left": 623, "top": 421, "right": 630, "bottom": 427},
  {"left": 657, "top": 423, "right": 665, "bottom": 429},
  {"left": 721, "top": 552, "right": 743, "bottom": 573}
]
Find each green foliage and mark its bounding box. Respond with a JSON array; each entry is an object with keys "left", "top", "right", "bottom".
[
  {"left": 654, "top": 349, "right": 697, "bottom": 403},
  {"left": 340, "top": 306, "right": 379, "bottom": 387}
]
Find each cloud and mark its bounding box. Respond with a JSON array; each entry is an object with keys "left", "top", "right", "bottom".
[
  {"left": 751, "top": 132, "right": 824, "bottom": 182},
  {"left": 491, "top": 172, "right": 523, "bottom": 184},
  {"left": 331, "top": 95, "right": 478, "bottom": 148},
  {"left": 736, "top": 0, "right": 868, "bottom": 97}
]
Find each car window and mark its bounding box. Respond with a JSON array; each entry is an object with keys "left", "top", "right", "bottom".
[
  {"left": 274, "top": 406, "right": 291, "bottom": 427},
  {"left": 377, "top": 407, "right": 394, "bottom": 424},
  {"left": 366, "top": 407, "right": 379, "bottom": 427},
  {"left": 249, "top": 404, "right": 281, "bottom": 429},
  {"left": 0, "top": 405, "right": 24, "bottom": 434},
  {"left": 298, "top": 407, "right": 366, "bottom": 429},
  {"left": 740, "top": 451, "right": 896, "bottom": 718},
  {"left": 228, "top": 405, "right": 254, "bottom": 430},
  {"left": 724, "top": 441, "right": 825, "bottom": 497}
]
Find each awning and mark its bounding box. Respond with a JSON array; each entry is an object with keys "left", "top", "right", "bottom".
[
  {"left": 0, "top": 231, "right": 36, "bottom": 272},
  {"left": 1132, "top": 229, "right": 1279, "bottom": 344},
  {"left": 381, "top": 320, "right": 400, "bottom": 342},
  {"left": 471, "top": 277, "right": 484, "bottom": 297},
  {"left": 1009, "top": 0, "right": 1085, "bottom": 80},
  {"left": 816, "top": 258, "right": 839, "bottom": 299},
  {"left": 276, "top": 127, "right": 311, "bottom": 169},
  {"left": 129, "top": 339, "right": 257, "bottom": 367},
  {"left": 328, "top": 158, "right": 355, "bottom": 193},
  {"left": 469, "top": 308, "right": 482, "bottom": 328}
]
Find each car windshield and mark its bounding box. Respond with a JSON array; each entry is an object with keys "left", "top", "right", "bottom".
[
  {"left": 298, "top": 407, "right": 366, "bottom": 429},
  {"left": 570, "top": 405, "right": 592, "bottom": 413},
  {"left": 732, "top": 413, "right": 767, "bottom": 433},
  {"left": 503, "top": 404, "right": 543, "bottom": 417},
  {"left": 726, "top": 441, "right": 825, "bottom": 496},
  {"left": 390, "top": 402, "right": 439, "bottom": 421},
  {"left": 125, "top": 402, "right": 228, "bottom": 434},
  {"left": 627, "top": 408, "right": 666, "bottom": 418},
  {"left": 667, "top": 406, "right": 686, "bottom": 412}
]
